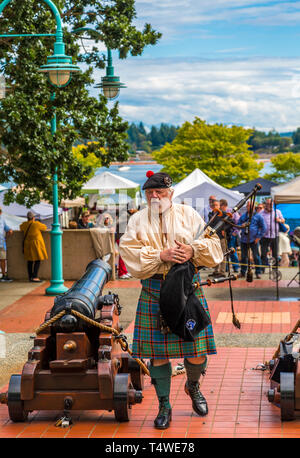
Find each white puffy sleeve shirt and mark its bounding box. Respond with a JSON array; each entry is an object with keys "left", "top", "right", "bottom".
[{"left": 119, "top": 203, "right": 223, "bottom": 280}]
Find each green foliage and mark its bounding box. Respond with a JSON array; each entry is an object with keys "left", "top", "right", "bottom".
[
  {"left": 72, "top": 142, "right": 104, "bottom": 180},
  {"left": 126, "top": 122, "right": 179, "bottom": 153},
  {"left": 153, "top": 117, "right": 263, "bottom": 187},
  {"left": 264, "top": 152, "right": 300, "bottom": 183},
  {"left": 292, "top": 128, "right": 300, "bottom": 148},
  {"left": 0, "top": 0, "right": 161, "bottom": 206},
  {"left": 247, "top": 129, "right": 292, "bottom": 153}
]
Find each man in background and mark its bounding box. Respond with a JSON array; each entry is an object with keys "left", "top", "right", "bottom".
[
  {"left": 260, "top": 199, "right": 285, "bottom": 273},
  {"left": 77, "top": 211, "right": 95, "bottom": 229},
  {"left": 237, "top": 201, "right": 267, "bottom": 279},
  {"left": 204, "top": 195, "right": 217, "bottom": 223},
  {"left": 207, "top": 200, "right": 230, "bottom": 278},
  {"left": 220, "top": 199, "right": 240, "bottom": 274},
  {"left": 256, "top": 203, "right": 264, "bottom": 213}
]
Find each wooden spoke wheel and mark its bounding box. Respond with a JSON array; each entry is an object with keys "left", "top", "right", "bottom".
[
  {"left": 7, "top": 375, "right": 28, "bottom": 422},
  {"left": 280, "top": 372, "right": 295, "bottom": 421},
  {"left": 114, "top": 373, "right": 132, "bottom": 422},
  {"left": 128, "top": 357, "right": 144, "bottom": 391}
]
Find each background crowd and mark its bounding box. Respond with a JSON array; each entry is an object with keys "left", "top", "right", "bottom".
[
  {"left": 204, "top": 195, "right": 295, "bottom": 279},
  {"left": 0, "top": 192, "right": 297, "bottom": 282}
]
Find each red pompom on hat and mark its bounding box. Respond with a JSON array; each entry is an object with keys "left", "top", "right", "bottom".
[{"left": 142, "top": 171, "right": 172, "bottom": 190}]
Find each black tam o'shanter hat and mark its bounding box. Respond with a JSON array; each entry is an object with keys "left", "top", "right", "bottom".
[{"left": 142, "top": 170, "right": 173, "bottom": 190}]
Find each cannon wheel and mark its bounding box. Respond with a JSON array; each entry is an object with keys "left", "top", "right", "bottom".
[
  {"left": 128, "top": 357, "right": 144, "bottom": 391},
  {"left": 7, "top": 375, "right": 28, "bottom": 422},
  {"left": 114, "top": 373, "right": 132, "bottom": 422},
  {"left": 280, "top": 372, "right": 295, "bottom": 421}
]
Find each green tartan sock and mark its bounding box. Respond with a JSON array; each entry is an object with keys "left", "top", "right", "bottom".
[
  {"left": 149, "top": 362, "right": 172, "bottom": 409},
  {"left": 184, "top": 356, "right": 207, "bottom": 382}
]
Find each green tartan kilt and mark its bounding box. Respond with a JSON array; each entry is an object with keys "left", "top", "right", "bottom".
[{"left": 131, "top": 271, "right": 217, "bottom": 359}]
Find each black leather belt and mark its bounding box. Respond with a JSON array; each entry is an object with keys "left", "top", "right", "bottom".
[{"left": 150, "top": 274, "right": 165, "bottom": 280}]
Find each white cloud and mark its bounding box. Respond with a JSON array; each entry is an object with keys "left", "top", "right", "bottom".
[
  {"left": 86, "top": 2, "right": 300, "bottom": 132},
  {"left": 90, "top": 55, "right": 300, "bottom": 131},
  {"left": 134, "top": 1, "right": 300, "bottom": 33}
]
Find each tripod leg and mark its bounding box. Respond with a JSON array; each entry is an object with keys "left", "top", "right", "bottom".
[{"left": 287, "top": 273, "right": 300, "bottom": 287}]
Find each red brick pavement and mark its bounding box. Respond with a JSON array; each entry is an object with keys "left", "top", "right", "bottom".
[
  {"left": 0, "top": 279, "right": 299, "bottom": 438},
  {"left": 0, "top": 347, "right": 299, "bottom": 438}
]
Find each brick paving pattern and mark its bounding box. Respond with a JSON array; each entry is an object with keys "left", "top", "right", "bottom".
[{"left": 0, "top": 278, "right": 299, "bottom": 438}]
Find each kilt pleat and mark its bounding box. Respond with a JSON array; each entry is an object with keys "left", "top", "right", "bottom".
[{"left": 131, "top": 271, "right": 217, "bottom": 359}]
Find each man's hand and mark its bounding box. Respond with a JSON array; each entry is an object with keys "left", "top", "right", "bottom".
[{"left": 160, "top": 240, "right": 194, "bottom": 263}]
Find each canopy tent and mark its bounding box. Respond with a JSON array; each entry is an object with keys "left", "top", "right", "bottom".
[
  {"left": 1, "top": 211, "right": 26, "bottom": 230},
  {"left": 0, "top": 191, "right": 62, "bottom": 228},
  {"left": 60, "top": 197, "right": 86, "bottom": 208},
  {"left": 271, "top": 176, "right": 300, "bottom": 204},
  {"left": 232, "top": 178, "right": 278, "bottom": 196},
  {"left": 172, "top": 168, "right": 244, "bottom": 216},
  {"left": 82, "top": 171, "right": 140, "bottom": 194},
  {"left": 269, "top": 176, "right": 300, "bottom": 300},
  {"left": 82, "top": 171, "right": 141, "bottom": 209}
]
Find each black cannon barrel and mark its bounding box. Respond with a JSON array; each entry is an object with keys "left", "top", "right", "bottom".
[{"left": 50, "top": 259, "right": 112, "bottom": 332}]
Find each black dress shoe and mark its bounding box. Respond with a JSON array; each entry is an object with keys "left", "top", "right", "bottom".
[
  {"left": 255, "top": 274, "right": 261, "bottom": 279},
  {"left": 185, "top": 381, "right": 208, "bottom": 416},
  {"left": 154, "top": 398, "right": 172, "bottom": 429}
]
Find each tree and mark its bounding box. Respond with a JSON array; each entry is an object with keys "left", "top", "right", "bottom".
[
  {"left": 149, "top": 125, "right": 162, "bottom": 148},
  {"left": 264, "top": 152, "right": 300, "bottom": 183},
  {"left": 247, "top": 129, "right": 291, "bottom": 154},
  {"left": 153, "top": 117, "right": 263, "bottom": 187},
  {"left": 72, "top": 142, "right": 103, "bottom": 180},
  {"left": 292, "top": 127, "right": 300, "bottom": 145},
  {"left": 0, "top": 0, "right": 161, "bottom": 206}
]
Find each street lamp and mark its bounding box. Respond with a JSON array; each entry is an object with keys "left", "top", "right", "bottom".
[
  {"left": 71, "top": 28, "right": 126, "bottom": 99},
  {"left": 0, "top": 0, "right": 81, "bottom": 295},
  {"left": 96, "top": 48, "right": 126, "bottom": 100}
]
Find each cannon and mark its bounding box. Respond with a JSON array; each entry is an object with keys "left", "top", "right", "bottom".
[
  {"left": 0, "top": 259, "right": 144, "bottom": 424},
  {"left": 267, "top": 321, "right": 300, "bottom": 421}
]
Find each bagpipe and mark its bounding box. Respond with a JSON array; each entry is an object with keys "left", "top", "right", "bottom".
[{"left": 202, "top": 183, "right": 262, "bottom": 329}]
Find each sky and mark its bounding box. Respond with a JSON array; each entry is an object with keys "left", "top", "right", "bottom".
[{"left": 90, "top": 1, "right": 300, "bottom": 132}]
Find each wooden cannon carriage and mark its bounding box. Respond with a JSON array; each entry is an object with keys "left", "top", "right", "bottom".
[
  {"left": 267, "top": 320, "right": 300, "bottom": 421},
  {"left": 0, "top": 259, "right": 144, "bottom": 424}
]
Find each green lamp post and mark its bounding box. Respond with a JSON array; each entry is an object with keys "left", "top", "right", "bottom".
[
  {"left": 0, "top": 0, "right": 81, "bottom": 295},
  {"left": 71, "top": 28, "right": 126, "bottom": 99},
  {"left": 95, "top": 48, "right": 126, "bottom": 100}
]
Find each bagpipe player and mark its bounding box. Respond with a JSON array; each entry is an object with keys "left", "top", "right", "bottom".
[{"left": 119, "top": 171, "right": 223, "bottom": 430}]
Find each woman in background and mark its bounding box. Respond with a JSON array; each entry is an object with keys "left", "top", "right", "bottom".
[
  {"left": 20, "top": 211, "right": 48, "bottom": 282},
  {"left": 278, "top": 224, "right": 292, "bottom": 267}
]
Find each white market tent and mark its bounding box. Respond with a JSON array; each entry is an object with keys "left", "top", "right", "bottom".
[
  {"left": 270, "top": 175, "right": 300, "bottom": 300},
  {"left": 271, "top": 175, "right": 300, "bottom": 204},
  {"left": 82, "top": 171, "right": 141, "bottom": 208},
  {"left": 1, "top": 211, "right": 26, "bottom": 230},
  {"left": 172, "top": 168, "right": 244, "bottom": 216},
  {"left": 60, "top": 196, "right": 86, "bottom": 208},
  {"left": 82, "top": 171, "right": 140, "bottom": 193},
  {"left": 0, "top": 191, "right": 62, "bottom": 228}
]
